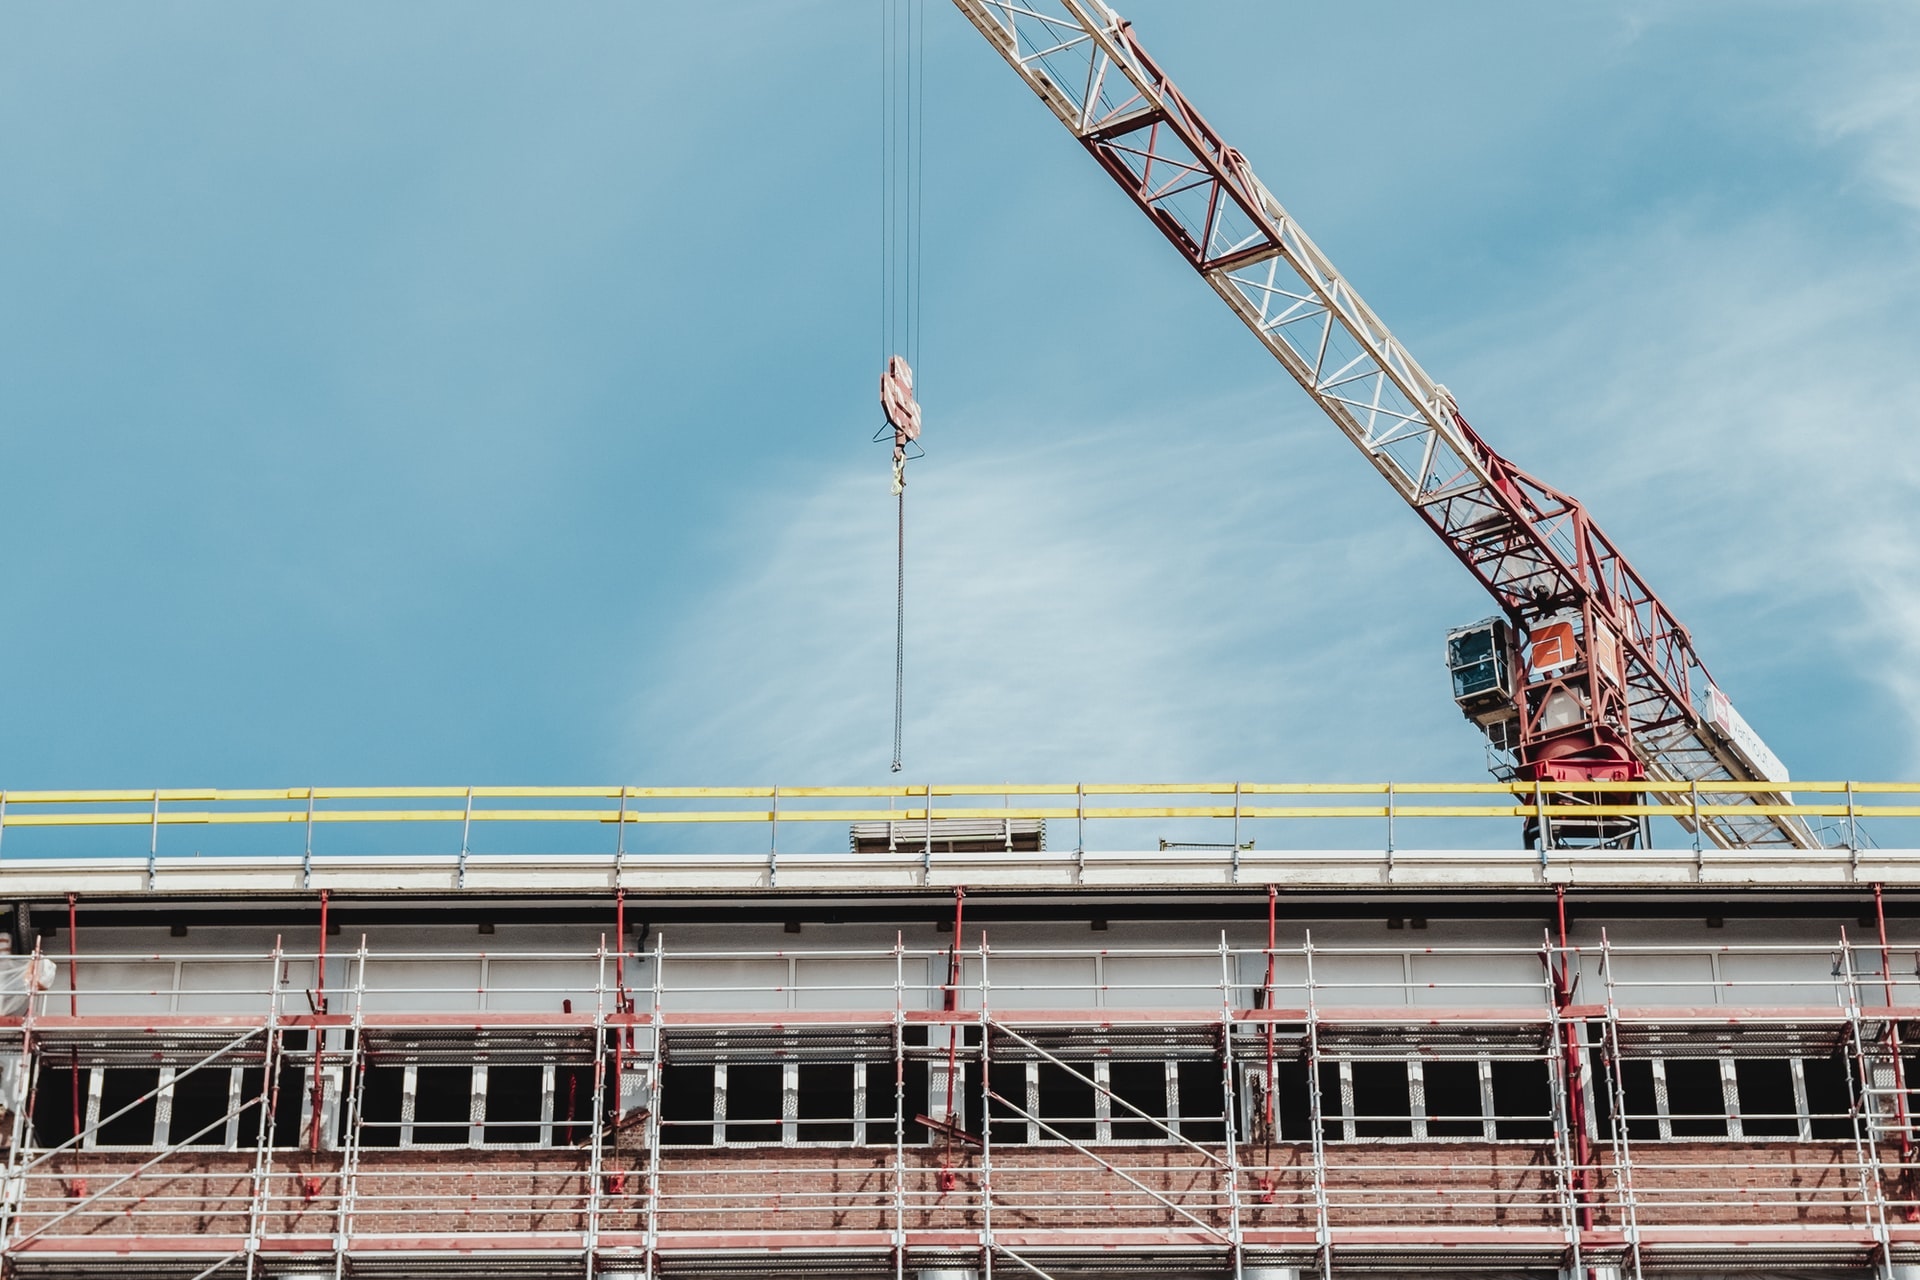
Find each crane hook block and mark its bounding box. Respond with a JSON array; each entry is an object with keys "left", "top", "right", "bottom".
[
  {"left": 881, "top": 355, "right": 922, "bottom": 447},
  {"left": 880, "top": 355, "right": 922, "bottom": 496}
]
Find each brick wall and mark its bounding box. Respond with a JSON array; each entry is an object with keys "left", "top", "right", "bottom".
[{"left": 3, "top": 1138, "right": 1886, "bottom": 1247}]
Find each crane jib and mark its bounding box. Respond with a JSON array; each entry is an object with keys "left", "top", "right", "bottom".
[{"left": 950, "top": 0, "right": 1814, "bottom": 850}]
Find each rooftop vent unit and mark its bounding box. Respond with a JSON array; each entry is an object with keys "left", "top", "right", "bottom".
[{"left": 850, "top": 817, "right": 1044, "bottom": 855}]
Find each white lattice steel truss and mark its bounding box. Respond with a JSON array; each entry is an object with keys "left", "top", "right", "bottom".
[{"left": 949, "top": 0, "right": 1814, "bottom": 850}]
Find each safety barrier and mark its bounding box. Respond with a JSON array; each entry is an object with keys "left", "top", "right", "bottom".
[{"left": 0, "top": 781, "right": 1913, "bottom": 859}]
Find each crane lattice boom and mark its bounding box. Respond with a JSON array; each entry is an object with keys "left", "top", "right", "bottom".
[{"left": 951, "top": 0, "right": 1814, "bottom": 849}]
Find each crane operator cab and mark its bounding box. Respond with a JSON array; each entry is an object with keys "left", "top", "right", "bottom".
[
  {"left": 1446, "top": 618, "right": 1521, "bottom": 780},
  {"left": 1446, "top": 616, "right": 1649, "bottom": 850}
]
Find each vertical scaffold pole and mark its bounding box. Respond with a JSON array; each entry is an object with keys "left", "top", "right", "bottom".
[
  {"left": 1596, "top": 932, "right": 1643, "bottom": 1280},
  {"left": 1849, "top": 781, "right": 1861, "bottom": 865},
  {"left": 0, "top": 934, "right": 46, "bottom": 1258},
  {"left": 642, "top": 932, "right": 666, "bottom": 1278},
  {"left": 1385, "top": 781, "right": 1395, "bottom": 865},
  {"left": 1874, "top": 884, "right": 1914, "bottom": 1182},
  {"left": 1264, "top": 885, "right": 1278, "bottom": 1142},
  {"left": 147, "top": 790, "right": 161, "bottom": 891},
  {"left": 308, "top": 891, "right": 330, "bottom": 1156},
  {"left": 1303, "top": 931, "right": 1332, "bottom": 1280},
  {"left": 330, "top": 935, "right": 371, "bottom": 1280},
  {"left": 457, "top": 786, "right": 474, "bottom": 890},
  {"left": 66, "top": 893, "right": 79, "bottom": 1147},
  {"left": 1554, "top": 887, "right": 1595, "bottom": 1235},
  {"left": 1217, "top": 931, "right": 1246, "bottom": 1280},
  {"left": 614, "top": 889, "right": 630, "bottom": 1151},
  {"left": 1839, "top": 929, "right": 1898, "bottom": 1277},
  {"left": 243, "top": 937, "right": 288, "bottom": 1279},
  {"left": 301, "top": 788, "right": 316, "bottom": 890},
  {"left": 614, "top": 786, "right": 629, "bottom": 890},
  {"left": 977, "top": 931, "right": 994, "bottom": 1280},
  {"left": 1535, "top": 780, "right": 1551, "bottom": 853},
  {"left": 892, "top": 933, "right": 908, "bottom": 1280},
  {"left": 1541, "top": 928, "right": 1583, "bottom": 1278},
  {"left": 584, "top": 935, "right": 610, "bottom": 1278}
]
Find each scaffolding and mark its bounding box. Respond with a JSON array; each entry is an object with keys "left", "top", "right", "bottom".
[{"left": 1, "top": 919, "right": 1919, "bottom": 1279}]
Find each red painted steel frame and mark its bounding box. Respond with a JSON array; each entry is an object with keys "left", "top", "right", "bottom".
[{"left": 1035, "top": 15, "right": 1716, "bottom": 785}]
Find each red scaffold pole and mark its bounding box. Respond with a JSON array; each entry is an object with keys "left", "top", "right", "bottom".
[
  {"left": 1875, "top": 883, "right": 1915, "bottom": 1202},
  {"left": 1556, "top": 886, "right": 1594, "bottom": 1231},
  {"left": 309, "top": 890, "right": 329, "bottom": 1154}
]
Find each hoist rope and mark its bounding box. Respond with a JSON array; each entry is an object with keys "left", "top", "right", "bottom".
[
  {"left": 893, "top": 488, "right": 906, "bottom": 771},
  {"left": 881, "top": 0, "right": 924, "bottom": 774}
]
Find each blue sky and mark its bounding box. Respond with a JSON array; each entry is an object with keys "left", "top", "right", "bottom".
[{"left": 1, "top": 1, "right": 1916, "bottom": 797}]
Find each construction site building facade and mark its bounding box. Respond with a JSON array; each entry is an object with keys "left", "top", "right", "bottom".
[{"left": 1, "top": 783, "right": 1919, "bottom": 1280}]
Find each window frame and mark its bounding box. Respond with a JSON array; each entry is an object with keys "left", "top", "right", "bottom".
[
  {"left": 1620, "top": 1054, "right": 1820, "bottom": 1143},
  {"left": 356, "top": 1062, "right": 581, "bottom": 1149},
  {"left": 1244, "top": 1055, "right": 1562, "bottom": 1145},
  {"left": 53, "top": 1064, "right": 273, "bottom": 1153}
]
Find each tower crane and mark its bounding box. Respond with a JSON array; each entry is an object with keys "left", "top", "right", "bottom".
[{"left": 948, "top": 0, "right": 1817, "bottom": 851}]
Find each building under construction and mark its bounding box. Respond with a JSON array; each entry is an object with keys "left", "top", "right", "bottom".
[
  {"left": 0, "top": 783, "right": 1918, "bottom": 1280},
  {"left": 3, "top": 3, "right": 1908, "bottom": 1280}
]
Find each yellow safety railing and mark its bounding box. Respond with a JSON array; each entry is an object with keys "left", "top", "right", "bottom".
[{"left": 0, "top": 781, "right": 1914, "bottom": 827}]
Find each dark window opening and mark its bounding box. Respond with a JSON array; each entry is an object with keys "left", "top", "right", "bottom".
[
  {"left": 725, "top": 1063, "right": 782, "bottom": 1144},
  {"left": 1351, "top": 1061, "right": 1412, "bottom": 1139},
  {"left": 797, "top": 1063, "right": 854, "bottom": 1144},
  {"left": 1317, "top": 1063, "right": 1342, "bottom": 1142},
  {"left": 1110, "top": 1062, "right": 1169, "bottom": 1141},
  {"left": 660, "top": 1064, "right": 714, "bottom": 1146},
  {"left": 356, "top": 1064, "right": 404, "bottom": 1148},
  {"left": 267, "top": 1033, "right": 310, "bottom": 1151},
  {"left": 31, "top": 1066, "right": 80, "bottom": 1148},
  {"left": 865, "top": 1060, "right": 928, "bottom": 1144},
  {"left": 169, "top": 1066, "right": 235, "bottom": 1146},
  {"left": 1664, "top": 1059, "right": 1729, "bottom": 1138},
  {"left": 986, "top": 1061, "right": 1027, "bottom": 1143},
  {"left": 266, "top": 1065, "right": 308, "bottom": 1149},
  {"left": 1804, "top": 1055, "right": 1856, "bottom": 1140},
  {"left": 554, "top": 1064, "right": 596, "bottom": 1146},
  {"left": 411, "top": 1066, "right": 472, "bottom": 1144},
  {"left": 237, "top": 1066, "right": 305, "bottom": 1150},
  {"left": 484, "top": 1066, "right": 545, "bottom": 1145},
  {"left": 98, "top": 1069, "right": 161, "bottom": 1147},
  {"left": 1177, "top": 1060, "right": 1225, "bottom": 1143},
  {"left": 1734, "top": 1058, "right": 1799, "bottom": 1138},
  {"left": 1620, "top": 1060, "right": 1658, "bottom": 1141},
  {"left": 1268, "top": 1061, "right": 1313, "bottom": 1143},
  {"left": 1423, "top": 1060, "right": 1485, "bottom": 1138},
  {"left": 1037, "top": 1062, "right": 1096, "bottom": 1142},
  {"left": 1490, "top": 1060, "right": 1553, "bottom": 1140}
]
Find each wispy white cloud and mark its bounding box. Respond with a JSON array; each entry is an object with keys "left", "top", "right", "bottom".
[
  {"left": 631, "top": 401, "right": 1488, "bottom": 789},
  {"left": 1815, "top": 18, "right": 1920, "bottom": 219}
]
